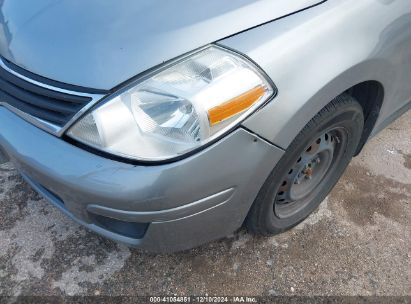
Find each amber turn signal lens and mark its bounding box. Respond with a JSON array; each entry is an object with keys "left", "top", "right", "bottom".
[{"left": 207, "top": 85, "right": 266, "bottom": 126}]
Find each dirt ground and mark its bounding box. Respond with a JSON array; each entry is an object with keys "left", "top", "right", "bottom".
[{"left": 0, "top": 111, "right": 410, "bottom": 297}]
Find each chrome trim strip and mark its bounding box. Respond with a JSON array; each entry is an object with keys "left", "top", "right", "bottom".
[
  {"left": 0, "top": 58, "right": 99, "bottom": 97},
  {"left": 0, "top": 57, "right": 105, "bottom": 137}
]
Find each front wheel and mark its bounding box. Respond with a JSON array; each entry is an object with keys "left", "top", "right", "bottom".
[{"left": 246, "top": 94, "right": 364, "bottom": 235}]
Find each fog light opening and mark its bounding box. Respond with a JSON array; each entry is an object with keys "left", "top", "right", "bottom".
[{"left": 91, "top": 213, "right": 149, "bottom": 239}]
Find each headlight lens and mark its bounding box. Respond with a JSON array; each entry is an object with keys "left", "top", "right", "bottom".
[{"left": 67, "top": 46, "right": 275, "bottom": 161}]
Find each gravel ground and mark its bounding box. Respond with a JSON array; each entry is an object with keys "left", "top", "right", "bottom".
[{"left": 0, "top": 111, "right": 410, "bottom": 297}]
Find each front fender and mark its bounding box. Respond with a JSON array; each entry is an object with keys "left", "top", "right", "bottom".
[{"left": 219, "top": 0, "right": 409, "bottom": 149}]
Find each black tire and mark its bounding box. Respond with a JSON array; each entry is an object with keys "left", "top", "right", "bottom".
[{"left": 246, "top": 94, "right": 364, "bottom": 235}]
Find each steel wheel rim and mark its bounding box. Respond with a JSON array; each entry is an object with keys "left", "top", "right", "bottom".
[{"left": 274, "top": 128, "right": 347, "bottom": 219}]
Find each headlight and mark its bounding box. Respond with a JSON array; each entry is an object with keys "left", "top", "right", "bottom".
[{"left": 67, "top": 46, "right": 275, "bottom": 161}]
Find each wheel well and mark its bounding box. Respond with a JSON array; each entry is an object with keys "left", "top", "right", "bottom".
[{"left": 344, "top": 81, "right": 384, "bottom": 155}]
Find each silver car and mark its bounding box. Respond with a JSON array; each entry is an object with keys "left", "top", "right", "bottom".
[{"left": 0, "top": 0, "right": 410, "bottom": 252}]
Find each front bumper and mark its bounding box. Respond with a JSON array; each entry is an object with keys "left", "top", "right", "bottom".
[{"left": 0, "top": 108, "right": 284, "bottom": 252}]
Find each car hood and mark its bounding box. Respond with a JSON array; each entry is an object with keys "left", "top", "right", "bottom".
[{"left": 0, "top": 0, "right": 323, "bottom": 90}]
